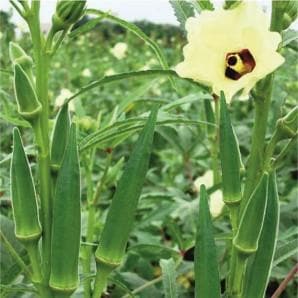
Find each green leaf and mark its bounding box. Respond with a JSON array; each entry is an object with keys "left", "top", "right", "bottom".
[
  {"left": 128, "top": 244, "right": 180, "bottom": 260},
  {"left": 160, "top": 258, "right": 178, "bottom": 298},
  {"left": 0, "top": 215, "right": 28, "bottom": 285},
  {"left": 224, "top": 0, "right": 241, "bottom": 9},
  {"left": 86, "top": 9, "right": 177, "bottom": 89},
  {"left": 195, "top": 185, "right": 221, "bottom": 298},
  {"left": 194, "top": 0, "right": 214, "bottom": 12},
  {"left": 243, "top": 171, "right": 280, "bottom": 298},
  {"left": 169, "top": 0, "right": 194, "bottom": 31},
  {"left": 273, "top": 238, "right": 298, "bottom": 267},
  {"left": 65, "top": 70, "right": 204, "bottom": 104},
  {"left": 281, "top": 29, "right": 298, "bottom": 48}
]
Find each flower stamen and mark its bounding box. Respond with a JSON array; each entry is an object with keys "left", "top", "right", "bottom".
[{"left": 225, "top": 49, "right": 256, "bottom": 80}]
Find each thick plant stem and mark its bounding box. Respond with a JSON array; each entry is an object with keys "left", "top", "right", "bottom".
[
  {"left": 28, "top": 6, "right": 52, "bottom": 287},
  {"left": 241, "top": 76, "right": 273, "bottom": 213}
]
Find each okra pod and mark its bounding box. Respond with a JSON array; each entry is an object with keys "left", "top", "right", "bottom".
[
  {"left": 50, "top": 123, "right": 81, "bottom": 294},
  {"left": 50, "top": 104, "right": 71, "bottom": 172},
  {"left": 233, "top": 173, "right": 269, "bottom": 254},
  {"left": 14, "top": 64, "right": 41, "bottom": 120},
  {"left": 10, "top": 128, "right": 42, "bottom": 242},
  {"left": 95, "top": 106, "right": 158, "bottom": 267},
  {"left": 219, "top": 92, "right": 242, "bottom": 205}
]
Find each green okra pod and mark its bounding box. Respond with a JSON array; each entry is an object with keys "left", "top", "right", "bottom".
[
  {"left": 195, "top": 185, "right": 221, "bottom": 298},
  {"left": 203, "top": 98, "right": 216, "bottom": 137},
  {"left": 219, "top": 92, "right": 242, "bottom": 205},
  {"left": 233, "top": 173, "right": 269, "bottom": 255},
  {"left": 14, "top": 64, "right": 42, "bottom": 120},
  {"left": 50, "top": 104, "right": 71, "bottom": 172},
  {"left": 50, "top": 123, "right": 81, "bottom": 294},
  {"left": 243, "top": 171, "right": 280, "bottom": 298},
  {"left": 10, "top": 128, "right": 42, "bottom": 242},
  {"left": 95, "top": 106, "right": 158, "bottom": 267}
]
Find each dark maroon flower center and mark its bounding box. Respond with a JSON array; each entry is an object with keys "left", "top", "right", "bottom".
[{"left": 225, "top": 49, "right": 256, "bottom": 80}]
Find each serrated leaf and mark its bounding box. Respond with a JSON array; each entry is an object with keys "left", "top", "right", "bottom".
[
  {"left": 169, "top": 0, "right": 194, "bottom": 31},
  {"left": 160, "top": 258, "right": 178, "bottom": 298},
  {"left": 194, "top": 0, "right": 214, "bottom": 12}
]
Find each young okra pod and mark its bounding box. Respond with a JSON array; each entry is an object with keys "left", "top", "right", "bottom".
[
  {"left": 95, "top": 106, "right": 158, "bottom": 268},
  {"left": 233, "top": 173, "right": 269, "bottom": 255},
  {"left": 50, "top": 123, "right": 81, "bottom": 294},
  {"left": 14, "top": 64, "right": 42, "bottom": 120},
  {"left": 10, "top": 128, "right": 42, "bottom": 242},
  {"left": 50, "top": 104, "right": 71, "bottom": 172},
  {"left": 219, "top": 92, "right": 242, "bottom": 205}
]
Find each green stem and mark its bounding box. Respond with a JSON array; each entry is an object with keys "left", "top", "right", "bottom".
[
  {"left": 241, "top": 75, "right": 273, "bottom": 213},
  {"left": 211, "top": 96, "right": 220, "bottom": 185},
  {"left": 229, "top": 251, "right": 247, "bottom": 298},
  {"left": 0, "top": 231, "right": 31, "bottom": 278},
  {"left": 25, "top": 241, "right": 52, "bottom": 298},
  {"left": 92, "top": 262, "right": 113, "bottom": 298},
  {"left": 28, "top": 4, "right": 53, "bottom": 288},
  {"left": 263, "top": 130, "right": 280, "bottom": 171}
]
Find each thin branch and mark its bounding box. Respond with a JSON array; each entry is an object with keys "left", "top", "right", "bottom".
[{"left": 271, "top": 263, "right": 298, "bottom": 298}]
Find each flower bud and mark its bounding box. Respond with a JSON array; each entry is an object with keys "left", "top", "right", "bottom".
[
  {"left": 14, "top": 64, "right": 42, "bottom": 120},
  {"left": 52, "top": 0, "right": 86, "bottom": 33}
]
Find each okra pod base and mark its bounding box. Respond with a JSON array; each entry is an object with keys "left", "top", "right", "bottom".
[
  {"left": 18, "top": 105, "right": 42, "bottom": 121},
  {"left": 15, "top": 231, "right": 42, "bottom": 243},
  {"left": 49, "top": 280, "right": 78, "bottom": 296}
]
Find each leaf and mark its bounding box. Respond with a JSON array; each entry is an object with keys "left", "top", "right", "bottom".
[
  {"left": 273, "top": 238, "right": 298, "bottom": 267},
  {"left": 194, "top": 0, "right": 214, "bottom": 12},
  {"left": 224, "top": 0, "right": 242, "bottom": 9},
  {"left": 194, "top": 185, "right": 221, "bottom": 298},
  {"left": 160, "top": 258, "right": 178, "bottom": 298},
  {"left": 169, "top": 0, "right": 194, "bottom": 31},
  {"left": 86, "top": 9, "right": 177, "bottom": 89},
  {"left": 281, "top": 29, "right": 298, "bottom": 48},
  {"left": 243, "top": 172, "right": 280, "bottom": 298},
  {"left": 128, "top": 244, "right": 180, "bottom": 260},
  {"left": 0, "top": 215, "right": 28, "bottom": 285},
  {"left": 65, "top": 70, "right": 204, "bottom": 104}
]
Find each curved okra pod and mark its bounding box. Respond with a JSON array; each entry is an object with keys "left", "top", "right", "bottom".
[
  {"left": 50, "top": 123, "right": 81, "bottom": 295},
  {"left": 50, "top": 104, "right": 71, "bottom": 172},
  {"left": 10, "top": 128, "right": 42, "bottom": 242},
  {"left": 14, "top": 64, "right": 42, "bottom": 120},
  {"left": 233, "top": 173, "right": 269, "bottom": 255},
  {"left": 93, "top": 106, "right": 158, "bottom": 295}
]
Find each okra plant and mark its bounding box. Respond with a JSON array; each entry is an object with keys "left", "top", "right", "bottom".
[{"left": 0, "top": 0, "right": 297, "bottom": 298}]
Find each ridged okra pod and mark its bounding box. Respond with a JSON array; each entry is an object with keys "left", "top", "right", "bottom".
[
  {"left": 219, "top": 92, "right": 242, "bottom": 205},
  {"left": 50, "top": 104, "right": 71, "bottom": 172},
  {"left": 233, "top": 173, "right": 269, "bottom": 255},
  {"left": 10, "top": 128, "right": 42, "bottom": 242},
  {"left": 95, "top": 106, "right": 158, "bottom": 267},
  {"left": 243, "top": 171, "right": 280, "bottom": 298},
  {"left": 50, "top": 123, "right": 81, "bottom": 294},
  {"left": 14, "top": 64, "right": 42, "bottom": 120}
]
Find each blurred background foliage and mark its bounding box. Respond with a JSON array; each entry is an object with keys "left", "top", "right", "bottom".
[{"left": 0, "top": 9, "right": 297, "bottom": 297}]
